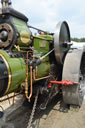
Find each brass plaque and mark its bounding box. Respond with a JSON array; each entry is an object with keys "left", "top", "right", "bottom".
[
  {"left": 20, "top": 31, "right": 30, "bottom": 44},
  {"left": 39, "top": 41, "right": 46, "bottom": 47}
]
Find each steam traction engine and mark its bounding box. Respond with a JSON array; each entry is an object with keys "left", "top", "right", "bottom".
[{"left": 0, "top": 0, "right": 85, "bottom": 111}]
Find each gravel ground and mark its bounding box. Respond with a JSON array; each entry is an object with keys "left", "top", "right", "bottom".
[
  {"left": 0, "top": 94, "right": 85, "bottom": 128},
  {"left": 39, "top": 97, "right": 85, "bottom": 128}
]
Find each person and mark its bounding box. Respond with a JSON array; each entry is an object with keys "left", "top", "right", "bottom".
[{"left": 38, "top": 30, "right": 45, "bottom": 35}]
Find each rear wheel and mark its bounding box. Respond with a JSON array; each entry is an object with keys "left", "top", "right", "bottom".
[{"left": 62, "top": 49, "right": 85, "bottom": 106}]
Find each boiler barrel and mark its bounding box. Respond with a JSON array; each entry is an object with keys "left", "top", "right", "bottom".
[{"left": 0, "top": 50, "right": 50, "bottom": 97}]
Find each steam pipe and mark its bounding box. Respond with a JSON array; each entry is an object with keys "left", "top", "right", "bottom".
[
  {"left": 35, "top": 66, "right": 38, "bottom": 77},
  {"left": 29, "top": 48, "right": 54, "bottom": 69},
  {"left": 28, "top": 24, "right": 50, "bottom": 35},
  {"left": 33, "top": 35, "right": 52, "bottom": 41},
  {"left": 25, "top": 52, "right": 33, "bottom": 101},
  {"left": 25, "top": 66, "right": 33, "bottom": 101},
  {"left": 25, "top": 49, "right": 54, "bottom": 99},
  {"left": 32, "top": 49, "right": 54, "bottom": 81},
  {"left": 33, "top": 69, "right": 51, "bottom": 81}
]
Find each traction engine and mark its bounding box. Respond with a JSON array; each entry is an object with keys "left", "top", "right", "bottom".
[{"left": 0, "top": 0, "right": 85, "bottom": 109}]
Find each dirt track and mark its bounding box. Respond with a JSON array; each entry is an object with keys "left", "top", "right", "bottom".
[{"left": 0, "top": 94, "right": 85, "bottom": 128}]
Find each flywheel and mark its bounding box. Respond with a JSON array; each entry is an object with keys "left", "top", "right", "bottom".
[{"left": 54, "top": 21, "right": 70, "bottom": 64}]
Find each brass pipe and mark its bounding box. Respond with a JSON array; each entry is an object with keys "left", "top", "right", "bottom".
[
  {"left": 25, "top": 60, "right": 33, "bottom": 101},
  {"left": 7, "top": 94, "right": 11, "bottom": 105},
  {"left": 35, "top": 66, "right": 38, "bottom": 77},
  {"left": 33, "top": 69, "right": 51, "bottom": 81},
  {"left": 25, "top": 51, "right": 33, "bottom": 101},
  {"left": 12, "top": 93, "right": 15, "bottom": 105},
  {"left": 27, "top": 66, "right": 33, "bottom": 99}
]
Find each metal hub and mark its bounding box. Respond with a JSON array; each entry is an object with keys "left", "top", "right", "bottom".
[{"left": 0, "top": 23, "right": 13, "bottom": 48}]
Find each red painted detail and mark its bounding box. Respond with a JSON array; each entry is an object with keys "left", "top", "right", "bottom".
[
  {"left": 48, "top": 80, "right": 78, "bottom": 88},
  {"left": 48, "top": 83, "right": 52, "bottom": 88}
]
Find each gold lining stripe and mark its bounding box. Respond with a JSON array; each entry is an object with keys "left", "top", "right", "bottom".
[{"left": 0, "top": 54, "right": 11, "bottom": 94}]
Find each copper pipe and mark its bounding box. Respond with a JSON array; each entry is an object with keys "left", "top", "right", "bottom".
[
  {"left": 7, "top": 94, "right": 11, "bottom": 105},
  {"left": 33, "top": 69, "right": 51, "bottom": 81},
  {"left": 12, "top": 93, "right": 15, "bottom": 105},
  {"left": 25, "top": 66, "right": 33, "bottom": 101},
  {"left": 25, "top": 51, "right": 33, "bottom": 100},
  {"left": 0, "top": 92, "right": 22, "bottom": 102},
  {"left": 35, "top": 66, "right": 38, "bottom": 77}
]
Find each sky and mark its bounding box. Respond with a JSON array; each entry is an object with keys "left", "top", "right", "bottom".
[{"left": 2, "top": 0, "right": 85, "bottom": 37}]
